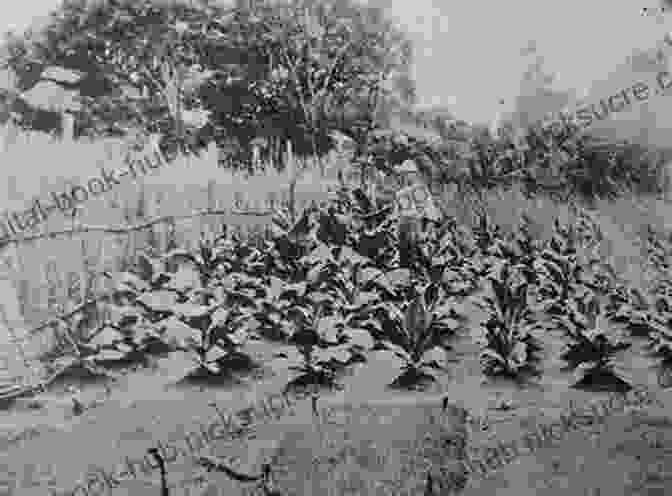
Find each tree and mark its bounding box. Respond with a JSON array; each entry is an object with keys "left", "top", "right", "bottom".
[
  {"left": 1, "top": 0, "right": 230, "bottom": 152},
  {"left": 2, "top": 0, "right": 415, "bottom": 168},
  {"left": 197, "top": 0, "right": 416, "bottom": 168}
]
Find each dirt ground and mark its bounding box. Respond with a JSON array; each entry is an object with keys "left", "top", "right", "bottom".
[{"left": 1, "top": 292, "right": 671, "bottom": 496}]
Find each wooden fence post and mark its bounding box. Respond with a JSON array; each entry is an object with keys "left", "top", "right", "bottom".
[
  {"left": 62, "top": 113, "right": 75, "bottom": 143},
  {"left": 286, "top": 140, "right": 297, "bottom": 225},
  {"left": 207, "top": 179, "right": 217, "bottom": 239}
]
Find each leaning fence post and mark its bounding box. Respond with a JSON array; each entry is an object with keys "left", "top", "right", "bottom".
[{"left": 286, "top": 140, "right": 297, "bottom": 225}]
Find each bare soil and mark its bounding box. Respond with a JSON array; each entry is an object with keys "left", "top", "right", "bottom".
[{"left": 1, "top": 291, "right": 671, "bottom": 496}]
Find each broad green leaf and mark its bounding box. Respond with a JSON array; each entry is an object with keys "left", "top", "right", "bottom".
[
  {"left": 385, "top": 268, "right": 411, "bottom": 287},
  {"left": 287, "top": 306, "right": 312, "bottom": 324},
  {"left": 481, "top": 348, "right": 506, "bottom": 363},
  {"left": 228, "top": 328, "right": 249, "bottom": 346},
  {"left": 404, "top": 294, "right": 429, "bottom": 336},
  {"left": 108, "top": 304, "right": 141, "bottom": 322},
  {"left": 306, "top": 264, "right": 324, "bottom": 285},
  {"left": 393, "top": 350, "right": 411, "bottom": 363},
  {"left": 201, "top": 361, "right": 221, "bottom": 374},
  {"left": 318, "top": 316, "right": 342, "bottom": 343},
  {"left": 302, "top": 244, "right": 333, "bottom": 265},
  {"left": 315, "top": 346, "right": 350, "bottom": 364},
  {"left": 89, "top": 326, "right": 122, "bottom": 348},
  {"left": 353, "top": 291, "right": 380, "bottom": 307},
  {"left": 162, "top": 317, "right": 202, "bottom": 348},
  {"left": 117, "top": 311, "right": 143, "bottom": 331},
  {"left": 136, "top": 290, "right": 178, "bottom": 312},
  {"left": 419, "top": 346, "right": 445, "bottom": 366},
  {"left": 511, "top": 341, "right": 527, "bottom": 365},
  {"left": 205, "top": 345, "right": 228, "bottom": 363},
  {"left": 94, "top": 349, "right": 128, "bottom": 361},
  {"left": 308, "top": 291, "right": 333, "bottom": 305},
  {"left": 339, "top": 246, "right": 369, "bottom": 265},
  {"left": 267, "top": 276, "right": 285, "bottom": 300},
  {"left": 283, "top": 282, "right": 307, "bottom": 298},
  {"left": 136, "top": 253, "right": 160, "bottom": 282},
  {"left": 167, "top": 267, "right": 200, "bottom": 292},
  {"left": 219, "top": 274, "right": 238, "bottom": 291},
  {"left": 343, "top": 328, "right": 374, "bottom": 349},
  {"left": 209, "top": 308, "right": 232, "bottom": 330},
  {"left": 420, "top": 359, "right": 444, "bottom": 371},
  {"left": 114, "top": 271, "right": 149, "bottom": 293},
  {"left": 174, "top": 303, "right": 212, "bottom": 319},
  {"left": 291, "top": 327, "right": 321, "bottom": 348},
  {"left": 115, "top": 342, "right": 134, "bottom": 354},
  {"left": 273, "top": 347, "right": 303, "bottom": 369},
  {"left": 162, "top": 249, "right": 199, "bottom": 269},
  {"left": 381, "top": 302, "right": 405, "bottom": 323}
]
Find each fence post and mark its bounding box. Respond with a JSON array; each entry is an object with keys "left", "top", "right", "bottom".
[
  {"left": 62, "top": 113, "right": 75, "bottom": 143},
  {"left": 148, "top": 190, "right": 164, "bottom": 254},
  {"left": 662, "top": 159, "right": 672, "bottom": 203},
  {"left": 286, "top": 140, "right": 297, "bottom": 225},
  {"left": 207, "top": 180, "right": 217, "bottom": 239}
]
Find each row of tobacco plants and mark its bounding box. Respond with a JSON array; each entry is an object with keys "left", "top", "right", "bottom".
[{"left": 40, "top": 181, "right": 672, "bottom": 394}]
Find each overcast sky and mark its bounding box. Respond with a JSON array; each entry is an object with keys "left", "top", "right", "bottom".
[{"left": 1, "top": 0, "right": 670, "bottom": 127}]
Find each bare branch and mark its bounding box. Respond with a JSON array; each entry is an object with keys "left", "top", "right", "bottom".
[
  {"left": 27, "top": 295, "right": 110, "bottom": 337},
  {"left": 0, "top": 207, "right": 273, "bottom": 247}
]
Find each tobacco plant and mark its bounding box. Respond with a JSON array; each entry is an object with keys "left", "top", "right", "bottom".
[
  {"left": 314, "top": 259, "right": 390, "bottom": 325},
  {"left": 642, "top": 291, "right": 672, "bottom": 387},
  {"left": 315, "top": 184, "right": 398, "bottom": 269},
  {"left": 247, "top": 275, "right": 300, "bottom": 342},
  {"left": 411, "top": 218, "right": 480, "bottom": 299},
  {"left": 476, "top": 263, "right": 543, "bottom": 380},
  {"left": 639, "top": 226, "right": 672, "bottom": 376},
  {"left": 558, "top": 297, "right": 632, "bottom": 392},
  {"left": 534, "top": 219, "right": 586, "bottom": 318},
  {"left": 472, "top": 210, "right": 504, "bottom": 257},
  {"left": 378, "top": 284, "right": 463, "bottom": 389},
  {"left": 84, "top": 308, "right": 170, "bottom": 365},
  {"left": 355, "top": 211, "right": 398, "bottom": 268},
  {"left": 171, "top": 302, "right": 256, "bottom": 377},
  {"left": 267, "top": 207, "right": 317, "bottom": 282},
  {"left": 162, "top": 233, "right": 231, "bottom": 289},
  {"left": 105, "top": 252, "right": 181, "bottom": 307},
  {"left": 498, "top": 214, "right": 542, "bottom": 286},
  {"left": 282, "top": 300, "right": 347, "bottom": 392},
  {"left": 84, "top": 252, "right": 187, "bottom": 365},
  {"left": 315, "top": 204, "right": 351, "bottom": 256},
  {"left": 605, "top": 287, "right": 669, "bottom": 338}
]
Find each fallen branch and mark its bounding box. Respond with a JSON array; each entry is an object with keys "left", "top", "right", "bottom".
[
  {"left": 195, "top": 455, "right": 266, "bottom": 482},
  {"left": 27, "top": 295, "right": 110, "bottom": 337},
  {"left": 0, "top": 356, "right": 108, "bottom": 404},
  {"left": 0, "top": 208, "right": 274, "bottom": 247}
]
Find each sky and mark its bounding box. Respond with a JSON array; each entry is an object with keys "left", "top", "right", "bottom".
[{"left": 1, "top": 0, "right": 671, "bottom": 128}]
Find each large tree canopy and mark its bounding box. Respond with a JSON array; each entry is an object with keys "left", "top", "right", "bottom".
[{"left": 1, "top": 0, "right": 416, "bottom": 166}]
